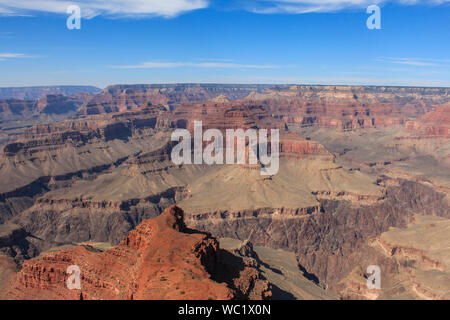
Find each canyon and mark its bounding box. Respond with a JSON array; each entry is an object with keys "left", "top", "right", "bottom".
[{"left": 0, "top": 84, "right": 448, "bottom": 300}]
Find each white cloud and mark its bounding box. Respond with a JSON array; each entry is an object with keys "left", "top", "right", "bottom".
[
  {"left": 0, "top": 53, "right": 34, "bottom": 61},
  {"left": 110, "top": 61, "right": 279, "bottom": 69},
  {"left": 1, "top": 0, "right": 449, "bottom": 17},
  {"left": 376, "top": 57, "right": 450, "bottom": 67},
  {"left": 0, "top": 0, "right": 208, "bottom": 18},
  {"left": 243, "top": 0, "right": 450, "bottom": 14},
  {"left": 0, "top": 53, "right": 26, "bottom": 58}
]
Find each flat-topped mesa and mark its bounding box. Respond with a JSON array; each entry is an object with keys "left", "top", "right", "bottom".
[
  {"left": 406, "top": 104, "right": 450, "bottom": 138},
  {"left": 3, "top": 205, "right": 271, "bottom": 300},
  {"left": 279, "top": 132, "right": 334, "bottom": 161}
]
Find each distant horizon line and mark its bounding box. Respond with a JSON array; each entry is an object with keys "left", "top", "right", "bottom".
[{"left": 1, "top": 83, "right": 450, "bottom": 90}]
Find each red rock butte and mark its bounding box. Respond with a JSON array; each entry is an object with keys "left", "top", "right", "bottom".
[{"left": 3, "top": 206, "right": 270, "bottom": 300}]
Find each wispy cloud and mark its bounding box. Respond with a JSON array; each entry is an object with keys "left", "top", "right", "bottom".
[
  {"left": 240, "top": 0, "right": 450, "bottom": 14},
  {"left": 1, "top": 1, "right": 449, "bottom": 17},
  {"left": 0, "top": 0, "right": 208, "bottom": 18},
  {"left": 376, "top": 57, "right": 450, "bottom": 67},
  {"left": 0, "top": 53, "right": 26, "bottom": 58},
  {"left": 0, "top": 53, "right": 35, "bottom": 61},
  {"left": 109, "top": 61, "right": 280, "bottom": 69}
]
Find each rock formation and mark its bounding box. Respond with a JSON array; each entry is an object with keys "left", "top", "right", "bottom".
[
  {"left": 406, "top": 104, "right": 450, "bottom": 138},
  {"left": 2, "top": 205, "right": 271, "bottom": 300},
  {"left": 80, "top": 84, "right": 273, "bottom": 115},
  {"left": 241, "top": 85, "right": 450, "bottom": 131}
]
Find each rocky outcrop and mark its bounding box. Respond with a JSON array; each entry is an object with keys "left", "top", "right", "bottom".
[
  {"left": 3, "top": 206, "right": 271, "bottom": 300},
  {"left": 234, "top": 240, "right": 259, "bottom": 260}
]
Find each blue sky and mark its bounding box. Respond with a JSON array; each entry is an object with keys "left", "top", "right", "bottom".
[{"left": 0, "top": 0, "right": 449, "bottom": 88}]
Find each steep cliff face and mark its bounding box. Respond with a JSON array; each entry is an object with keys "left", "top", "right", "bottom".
[
  {"left": 2, "top": 206, "right": 271, "bottom": 300},
  {"left": 406, "top": 104, "right": 450, "bottom": 138}
]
